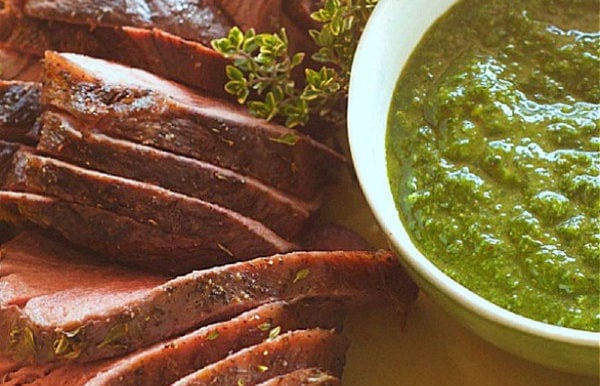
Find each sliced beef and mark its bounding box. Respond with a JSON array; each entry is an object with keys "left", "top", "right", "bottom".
[
  {"left": 300, "top": 223, "right": 373, "bottom": 251},
  {"left": 0, "top": 144, "right": 31, "bottom": 240},
  {"left": 257, "top": 367, "right": 341, "bottom": 386},
  {"left": 0, "top": 231, "right": 166, "bottom": 309},
  {"left": 37, "top": 111, "right": 317, "bottom": 239},
  {"left": 0, "top": 80, "right": 40, "bottom": 144},
  {"left": 0, "top": 47, "right": 42, "bottom": 82},
  {"left": 283, "top": 0, "right": 326, "bottom": 30},
  {"left": 0, "top": 12, "right": 229, "bottom": 98},
  {"left": 1, "top": 361, "right": 98, "bottom": 386},
  {"left": 171, "top": 328, "right": 347, "bottom": 386},
  {"left": 0, "top": 140, "right": 23, "bottom": 182},
  {"left": 14, "top": 0, "right": 232, "bottom": 46},
  {"left": 216, "top": 0, "right": 287, "bottom": 31},
  {"left": 0, "top": 231, "right": 417, "bottom": 368},
  {"left": 43, "top": 51, "right": 345, "bottom": 200},
  {"left": 215, "top": 0, "right": 316, "bottom": 55},
  {"left": 3, "top": 301, "right": 344, "bottom": 386},
  {"left": 0, "top": 191, "right": 243, "bottom": 273},
  {"left": 3, "top": 150, "right": 296, "bottom": 257},
  {"left": 0, "top": 231, "right": 166, "bottom": 374},
  {"left": 0, "top": 222, "right": 21, "bottom": 244},
  {"left": 86, "top": 301, "right": 344, "bottom": 386},
  {"left": 15, "top": 0, "right": 318, "bottom": 54}
]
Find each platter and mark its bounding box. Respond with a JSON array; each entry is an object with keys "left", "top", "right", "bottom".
[{"left": 0, "top": 1, "right": 598, "bottom": 383}]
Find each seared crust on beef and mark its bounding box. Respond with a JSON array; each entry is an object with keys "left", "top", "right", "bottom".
[
  {"left": 0, "top": 140, "right": 23, "bottom": 182},
  {"left": 257, "top": 367, "right": 341, "bottom": 386},
  {"left": 85, "top": 301, "right": 344, "bottom": 386},
  {"left": 11, "top": 0, "right": 233, "bottom": 46},
  {"left": 0, "top": 231, "right": 166, "bottom": 374},
  {"left": 2, "top": 301, "right": 344, "bottom": 386},
  {"left": 37, "top": 111, "right": 317, "bottom": 239},
  {"left": 42, "top": 52, "right": 345, "bottom": 200},
  {"left": 3, "top": 150, "right": 296, "bottom": 257},
  {"left": 283, "top": 0, "right": 326, "bottom": 30},
  {"left": 0, "top": 81, "right": 40, "bottom": 144},
  {"left": 0, "top": 232, "right": 416, "bottom": 368},
  {"left": 1, "top": 361, "right": 99, "bottom": 386},
  {"left": 0, "top": 48, "right": 41, "bottom": 82},
  {"left": 215, "top": 0, "right": 316, "bottom": 56},
  {"left": 0, "top": 191, "right": 244, "bottom": 273},
  {"left": 300, "top": 223, "right": 373, "bottom": 251},
  {"left": 171, "top": 329, "right": 348, "bottom": 386},
  {"left": 0, "top": 11, "right": 229, "bottom": 97}
]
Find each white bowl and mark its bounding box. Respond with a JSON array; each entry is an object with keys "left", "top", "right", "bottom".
[{"left": 347, "top": 0, "right": 599, "bottom": 377}]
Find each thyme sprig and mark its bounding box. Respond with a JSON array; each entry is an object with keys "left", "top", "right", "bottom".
[{"left": 211, "top": 0, "right": 378, "bottom": 129}]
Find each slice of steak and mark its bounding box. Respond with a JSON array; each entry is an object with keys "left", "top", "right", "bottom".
[
  {"left": 37, "top": 111, "right": 317, "bottom": 239},
  {"left": 257, "top": 367, "right": 341, "bottom": 386},
  {"left": 0, "top": 47, "right": 42, "bottom": 82},
  {"left": 43, "top": 51, "right": 345, "bottom": 200},
  {"left": 3, "top": 301, "right": 344, "bottom": 386},
  {"left": 0, "top": 140, "right": 23, "bottom": 182},
  {"left": 86, "top": 301, "right": 344, "bottom": 386},
  {"left": 0, "top": 80, "right": 41, "bottom": 144},
  {"left": 1, "top": 361, "right": 98, "bottom": 386},
  {"left": 3, "top": 150, "right": 296, "bottom": 257},
  {"left": 171, "top": 328, "right": 348, "bottom": 386},
  {"left": 215, "top": 0, "right": 316, "bottom": 55},
  {"left": 15, "top": 0, "right": 233, "bottom": 46},
  {"left": 0, "top": 12, "right": 229, "bottom": 98},
  {"left": 15, "top": 0, "right": 316, "bottom": 56},
  {"left": 0, "top": 231, "right": 166, "bottom": 309},
  {"left": 300, "top": 223, "right": 373, "bottom": 251},
  {"left": 283, "top": 0, "right": 326, "bottom": 31},
  {"left": 0, "top": 233, "right": 417, "bottom": 368},
  {"left": 0, "top": 143, "right": 32, "bottom": 239},
  {"left": 0, "top": 231, "right": 166, "bottom": 374},
  {"left": 0, "top": 222, "right": 22, "bottom": 244},
  {"left": 0, "top": 191, "right": 241, "bottom": 274}
]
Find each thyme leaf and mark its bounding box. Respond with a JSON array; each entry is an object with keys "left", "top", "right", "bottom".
[
  {"left": 257, "top": 364, "right": 269, "bottom": 372},
  {"left": 52, "top": 328, "right": 85, "bottom": 359},
  {"left": 207, "top": 330, "right": 220, "bottom": 340},
  {"left": 257, "top": 322, "right": 272, "bottom": 332},
  {"left": 211, "top": 0, "right": 378, "bottom": 129},
  {"left": 268, "top": 326, "right": 281, "bottom": 340},
  {"left": 97, "top": 323, "right": 129, "bottom": 349},
  {"left": 293, "top": 268, "right": 311, "bottom": 284},
  {"left": 270, "top": 133, "right": 300, "bottom": 146}
]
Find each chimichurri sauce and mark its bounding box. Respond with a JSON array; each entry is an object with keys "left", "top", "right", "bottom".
[{"left": 386, "top": 0, "right": 599, "bottom": 331}]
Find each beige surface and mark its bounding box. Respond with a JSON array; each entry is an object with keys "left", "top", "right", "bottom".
[{"left": 321, "top": 166, "right": 599, "bottom": 386}]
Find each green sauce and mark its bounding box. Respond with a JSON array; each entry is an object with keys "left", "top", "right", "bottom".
[{"left": 386, "top": 0, "right": 599, "bottom": 331}]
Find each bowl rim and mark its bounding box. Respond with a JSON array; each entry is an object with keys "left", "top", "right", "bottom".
[{"left": 347, "top": 0, "right": 599, "bottom": 349}]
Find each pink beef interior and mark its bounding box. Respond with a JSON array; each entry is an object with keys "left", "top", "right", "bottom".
[
  {"left": 54, "top": 52, "right": 308, "bottom": 138},
  {"left": 0, "top": 232, "right": 166, "bottom": 325}
]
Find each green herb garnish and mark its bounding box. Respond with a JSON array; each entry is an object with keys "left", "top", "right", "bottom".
[
  {"left": 257, "top": 364, "right": 269, "bottom": 372},
  {"left": 257, "top": 322, "right": 271, "bottom": 332},
  {"left": 97, "top": 323, "right": 129, "bottom": 349},
  {"left": 268, "top": 326, "right": 281, "bottom": 340},
  {"left": 293, "top": 268, "right": 311, "bottom": 283},
  {"left": 207, "top": 330, "right": 220, "bottom": 340},
  {"left": 270, "top": 132, "right": 300, "bottom": 146},
  {"left": 211, "top": 0, "right": 378, "bottom": 129},
  {"left": 52, "top": 327, "right": 85, "bottom": 359}
]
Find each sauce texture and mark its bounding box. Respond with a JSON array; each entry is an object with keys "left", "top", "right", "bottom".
[{"left": 386, "top": 0, "right": 599, "bottom": 331}]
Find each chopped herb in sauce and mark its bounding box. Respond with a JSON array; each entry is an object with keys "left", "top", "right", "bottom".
[{"left": 387, "top": 0, "right": 599, "bottom": 331}]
